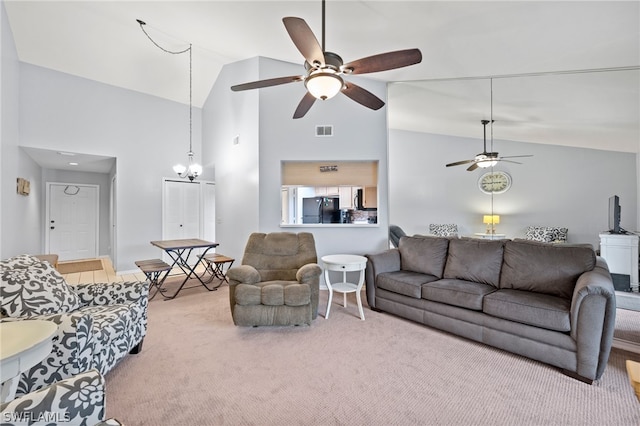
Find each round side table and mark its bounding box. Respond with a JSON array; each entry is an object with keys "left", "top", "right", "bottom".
[
  {"left": 0, "top": 320, "right": 57, "bottom": 403},
  {"left": 321, "top": 254, "right": 368, "bottom": 320}
]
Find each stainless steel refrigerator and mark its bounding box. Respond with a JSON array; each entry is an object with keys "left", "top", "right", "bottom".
[{"left": 302, "top": 197, "right": 340, "bottom": 224}]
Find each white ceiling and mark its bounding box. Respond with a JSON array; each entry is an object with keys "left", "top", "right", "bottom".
[{"left": 4, "top": 1, "right": 640, "bottom": 171}]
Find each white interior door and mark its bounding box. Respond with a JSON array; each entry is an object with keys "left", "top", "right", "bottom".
[
  {"left": 47, "top": 183, "right": 99, "bottom": 261},
  {"left": 202, "top": 182, "right": 216, "bottom": 245},
  {"left": 163, "top": 180, "right": 201, "bottom": 240},
  {"left": 162, "top": 180, "right": 203, "bottom": 263}
]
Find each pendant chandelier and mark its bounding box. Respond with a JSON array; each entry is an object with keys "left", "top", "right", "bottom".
[{"left": 138, "top": 20, "right": 202, "bottom": 181}]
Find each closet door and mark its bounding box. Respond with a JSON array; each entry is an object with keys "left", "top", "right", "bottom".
[{"left": 163, "top": 180, "right": 201, "bottom": 242}]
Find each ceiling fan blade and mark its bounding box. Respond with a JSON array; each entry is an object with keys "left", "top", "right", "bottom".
[
  {"left": 342, "top": 82, "right": 385, "bottom": 110},
  {"left": 283, "top": 17, "right": 325, "bottom": 67},
  {"left": 497, "top": 159, "right": 523, "bottom": 165},
  {"left": 293, "top": 92, "right": 317, "bottom": 119},
  {"left": 467, "top": 162, "right": 479, "bottom": 172},
  {"left": 231, "top": 75, "right": 304, "bottom": 91},
  {"left": 342, "top": 49, "right": 422, "bottom": 74},
  {"left": 446, "top": 159, "right": 475, "bottom": 167},
  {"left": 499, "top": 154, "right": 534, "bottom": 159}
]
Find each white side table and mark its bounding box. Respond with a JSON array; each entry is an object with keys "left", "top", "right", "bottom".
[
  {"left": 473, "top": 233, "right": 506, "bottom": 240},
  {"left": 321, "top": 254, "right": 368, "bottom": 320},
  {"left": 0, "top": 320, "right": 58, "bottom": 403}
]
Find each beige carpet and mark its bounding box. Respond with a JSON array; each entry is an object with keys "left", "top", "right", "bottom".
[
  {"left": 615, "top": 308, "right": 640, "bottom": 343},
  {"left": 57, "top": 258, "right": 103, "bottom": 274},
  {"left": 105, "top": 279, "right": 640, "bottom": 425}
]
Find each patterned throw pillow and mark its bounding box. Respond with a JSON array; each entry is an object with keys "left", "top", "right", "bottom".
[
  {"left": 525, "top": 226, "right": 568, "bottom": 243},
  {"left": 429, "top": 224, "right": 458, "bottom": 237},
  {"left": 0, "top": 255, "right": 82, "bottom": 317}
]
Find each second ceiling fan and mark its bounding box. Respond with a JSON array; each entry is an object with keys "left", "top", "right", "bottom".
[
  {"left": 231, "top": 0, "right": 422, "bottom": 118},
  {"left": 446, "top": 120, "right": 533, "bottom": 171}
]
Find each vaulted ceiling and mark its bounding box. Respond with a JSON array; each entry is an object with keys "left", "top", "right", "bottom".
[{"left": 5, "top": 1, "right": 639, "bottom": 157}]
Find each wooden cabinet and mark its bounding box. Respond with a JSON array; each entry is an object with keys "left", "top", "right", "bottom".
[{"left": 363, "top": 186, "right": 377, "bottom": 208}]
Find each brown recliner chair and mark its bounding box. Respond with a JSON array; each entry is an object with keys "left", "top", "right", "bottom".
[{"left": 226, "top": 232, "right": 322, "bottom": 326}]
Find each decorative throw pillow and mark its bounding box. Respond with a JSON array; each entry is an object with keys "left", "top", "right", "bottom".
[
  {"left": 525, "top": 226, "right": 568, "bottom": 243},
  {"left": 1, "top": 255, "right": 82, "bottom": 317},
  {"left": 546, "top": 227, "right": 568, "bottom": 243},
  {"left": 429, "top": 224, "right": 458, "bottom": 237},
  {"left": 525, "top": 226, "right": 550, "bottom": 242}
]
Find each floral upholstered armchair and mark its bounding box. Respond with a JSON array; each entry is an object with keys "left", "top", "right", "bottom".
[
  {"left": 227, "top": 232, "right": 322, "bottom": 326},
  {"left": 0, "top": 254, "right": 148, "bottom": 396},
  {"left": 0, "top": 369, "right": 122, "bottom": 426}
]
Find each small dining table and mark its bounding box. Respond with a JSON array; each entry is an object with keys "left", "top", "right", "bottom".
[{"left": 150, "top": 238, "right": 220, "bottom": 299}]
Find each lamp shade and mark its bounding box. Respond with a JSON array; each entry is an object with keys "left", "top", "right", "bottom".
[
  {"left": 483, "top": 215, "right": 500, "bottom": 225},
  {"left": 305, "top": 72, "right": 344, "bottom": 100}
]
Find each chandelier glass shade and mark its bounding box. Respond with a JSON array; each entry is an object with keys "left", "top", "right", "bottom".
[
  {"left": 173, "top": 151, "right": 202, "bottom": 181},
  {"left": 305, "top": 71, "right": 344, "bottom": 100}
]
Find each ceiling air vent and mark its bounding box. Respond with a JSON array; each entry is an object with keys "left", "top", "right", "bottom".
[{"left": 315, "top": 125, "right": 333, "bottom": 137}]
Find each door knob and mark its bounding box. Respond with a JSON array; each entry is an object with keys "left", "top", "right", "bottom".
[{"left": 50, "top": 226, "right": 55, "bottom": 230}]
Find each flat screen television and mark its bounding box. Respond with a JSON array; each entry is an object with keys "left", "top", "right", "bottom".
[{"left": 608, "top": 195, "right": 623, "bottom": 234}]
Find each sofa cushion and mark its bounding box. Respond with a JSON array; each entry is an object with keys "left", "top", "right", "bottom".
[
  {"left": 1, "top": 255, "right": 82, "bottom": 317},
  {"left": 483, "top": 289, "right": 571, "bottom": 332},
  {"left": 443, "top": 238, "right": 505, "bottom": 287},
  {"left": 422, "top": 279, "right": 497, "bottom": 311},
  {"left": 499, "top": 240, "right": 596, "bottom": 299},
  {"left": 398, "top": 235, "right": 450, "bottom": 278},
  {"left": 377, "top": 271, "right": 439, "bottom": 299}
]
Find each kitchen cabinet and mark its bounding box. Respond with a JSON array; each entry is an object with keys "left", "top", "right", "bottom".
[
  {"left": 315, "top": 187, "right": 339, "bottom": 197},
  {"left": 363, "top": 186, "right": 377, "bottom": 208},
  {"left": 339, "top": 187, "right": 354, "bottom": 209}
]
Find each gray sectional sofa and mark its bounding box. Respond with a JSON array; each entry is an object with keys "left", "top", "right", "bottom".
[{"left": 365, "top": 235, "right": 616, "bottom": 383}]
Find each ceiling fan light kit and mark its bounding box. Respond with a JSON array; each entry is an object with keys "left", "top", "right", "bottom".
[
  {"left": 230, "top": 0, "right": 422, "bottom": 118},
  {"left": 305, "top": 71, "right": 344, "bottom": 100}
]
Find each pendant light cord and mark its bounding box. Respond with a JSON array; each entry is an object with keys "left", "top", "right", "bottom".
[
  {"left": 490, "top": 78, "right": 494, "bottom": 153},
  {"left": 137, "top": 19, "right": 193, "bottom": 153}
]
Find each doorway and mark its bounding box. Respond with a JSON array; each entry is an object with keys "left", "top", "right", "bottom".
[{"left": 46, "top": 183, "right": 99, "bottom": 261}]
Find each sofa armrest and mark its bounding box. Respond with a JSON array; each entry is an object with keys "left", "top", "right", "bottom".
[
  {"left": 296, "top": 263, "right": 322, "bottom": 284},
  {"left": 1, "top": 313, "right": 96, "bottom": 396},
  {"left": 72, "top": 281, "right": 149, "bottom": 306},
  {"left": 570, "top": 256, "right": 616, "bottom": 380},
  {"left": 364, "top": 249, "right": 401, "bottom": 309},
  {"left": 297, "top": 263, "right": 322, "bottom": 320},
  {"left": 227, "top": 265, "right": 261, "bottom": 285},
  {"left": 0, "top": 369, "right": 105, "bottom": 426}
]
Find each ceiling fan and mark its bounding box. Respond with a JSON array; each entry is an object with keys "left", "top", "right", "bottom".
[
  {"left": 446, "top": 120, "right": 533, "bottom": 171},
  {"left": 230, "top": 0, "right": 422, "bottom": 119}
]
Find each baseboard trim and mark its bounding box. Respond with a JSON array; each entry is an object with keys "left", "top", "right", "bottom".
[{"left": 613, "top": 337, "right": 640, "bottom": 354}]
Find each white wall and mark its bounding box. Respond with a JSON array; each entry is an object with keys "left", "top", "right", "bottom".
[
  {"left": 15, "top": 63, "right": 203, "bottom": 271},
  {"left": 389, "top": 129, "right": 637, "bottom": 248},
  {"left": 202, "top": 57, "right": 389, "bottom": 262},
  {"left": 1, "top": 3, "right": 43, "bottom": 258},
  {"left": 202, "top": 57, "right": 260, "bottom": 262}
]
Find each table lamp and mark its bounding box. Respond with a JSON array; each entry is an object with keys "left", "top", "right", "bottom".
[{"left": 483, "top": 215, "right": 500, "bottom": 234}]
